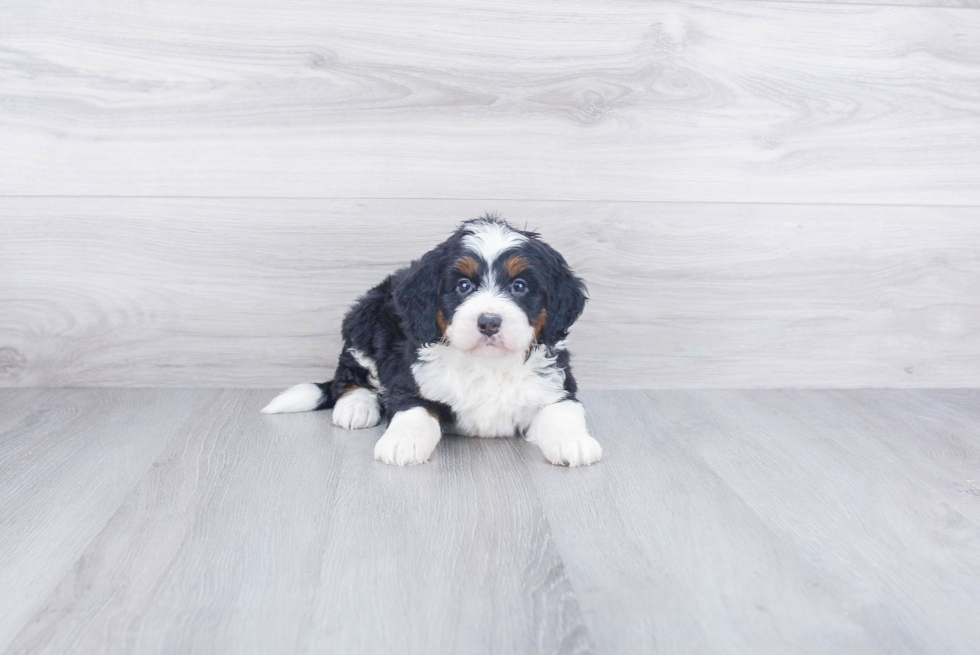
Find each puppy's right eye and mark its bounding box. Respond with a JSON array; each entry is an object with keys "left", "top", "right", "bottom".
[{"left": 457, "top": 279, "right": 473, "bottom": 294}]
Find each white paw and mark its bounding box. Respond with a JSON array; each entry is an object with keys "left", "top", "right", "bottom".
[
  {"left": 332, "top": 388, "right": 382, "bottom": 429},
  {"left": 526, "top": 400, "right": 602, "bottom": 467},
  {"left": 373, "top": 407, "right": 442, "bottom": 466},
  {"left": 535, "top": 432, "right": 603, "bottom": 467}
]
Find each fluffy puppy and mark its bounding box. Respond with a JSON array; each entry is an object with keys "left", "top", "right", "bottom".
[{"left": 261, "top": 216, "right": 601, "bottom": 467}]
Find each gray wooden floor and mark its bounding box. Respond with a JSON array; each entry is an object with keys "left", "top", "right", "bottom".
[{"left": 1, "top": 389, "right": 978, "bottom": 654}]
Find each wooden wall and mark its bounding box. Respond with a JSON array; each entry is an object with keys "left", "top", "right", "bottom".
[{"left": 2, "top": 0, "right": 979, "bottom": 388}]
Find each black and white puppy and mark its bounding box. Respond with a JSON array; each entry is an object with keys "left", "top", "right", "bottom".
[{"left": 261, "top": 216, "right": 602, "bottom": 467}]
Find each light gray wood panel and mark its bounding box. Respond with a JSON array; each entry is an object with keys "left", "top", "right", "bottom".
[
  {"left": 298, "top": 413, "right": 592, "bottom": 654},
  {"left": 3, "top": 0, "right": 980, "bottom": 204},
  {"left": 2, "top": 198, "right": 979, "bottom": 389},
  {"left": 828, "top": 389, "right": 980, "bottom": 520},
  {"left": 0, "top": 388, "right": 219, "bottom": 653},
  {"left": 525, "top": 389, "right": 980, "bottom": 654},
  {"left": 6, "top": 389, "right": 979, "bottom": 653},
  {"left": 5, "top": 390, "right": 592, "bottom": 655},
  {"left": 776, "top": 0, "right": 980, "bottom": 6},
  {"left": 0, "top": 389, "right": 48, "bottom": 434},
  {"left": 917, "top": 389, "right": 980, "bottom": 426},
  {"left": 691, "top": 390, "right": 980, "bottom": 653},
  {"left": 524, "top": 391, "right": 877, "bottom": 653},
  {"left": 907, "top": 389, "right": 980, "bottom": 500}
]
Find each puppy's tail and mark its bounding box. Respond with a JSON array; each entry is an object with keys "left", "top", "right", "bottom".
[{"left": 260, "top": 382, "right": 337, "bottom": 414}]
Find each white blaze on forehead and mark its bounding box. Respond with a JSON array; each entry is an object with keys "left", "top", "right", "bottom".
[{"left": 462, "top": 221, "right": 527, "bottom": 265}]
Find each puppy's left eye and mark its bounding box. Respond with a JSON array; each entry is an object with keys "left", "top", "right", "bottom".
[{"left": 511, "top": 279, "right": 528, "bottom": 295}]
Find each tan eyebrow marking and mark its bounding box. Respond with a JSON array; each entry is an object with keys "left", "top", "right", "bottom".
[
  {"left": 504, "top": 255, "right": 529, "bottom": 277},
  {"left": 453, "top": 256, "right": 479, "bottom": 277}
]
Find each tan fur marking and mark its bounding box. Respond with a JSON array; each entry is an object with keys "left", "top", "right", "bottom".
[
  {"left": 532, "top": 308, "right": 548, "bottom": 341},
  {"left": 505, "top": 255, "right": 529, "bottom": 277},
  {"left": 437, "top": 309, "right": 448, "bottom": 336},
  {"left": 454, "top": 256, "right": 479, "bottom": 277}
]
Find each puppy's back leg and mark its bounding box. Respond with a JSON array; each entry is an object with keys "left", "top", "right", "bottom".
[
  {"left": 332, "top": 386, "right": 382, "bottom": 429},
  {"left": 330, "top": 347, "right": 382, "bottom": 429},
  {"left": 261, "top": 345, "right": 381, "bottom": 429}
]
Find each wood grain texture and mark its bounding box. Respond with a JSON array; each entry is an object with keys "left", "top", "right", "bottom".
[
  {"left": 777, "top": 0, "right": 980, "bottom": 7},
  {"left": 918, "top": 388, "right": 980, "bottom": 425},
  {"left": 687, "top": 390, "right": 980, "bottom": 653},
  {"left": 524, "top": 391, "right": 875, "bottom": 654},
  {"left": 2, "top": 198, "right": 978, "bottom": 389},
  {"left": 526, "top": 389, "right": 980, "bottom": 654},
  {"left": 3, "top": 388, "right": 980, "bottom": 653},
  {"left": 0, "top": 388, "right": 219, "bottom": 653},
  {"left": 4, "top": 390, "right": 593, "bottom": 655},
  {"left": 2, "top": 0, "right": 979, "bottom": 204}
]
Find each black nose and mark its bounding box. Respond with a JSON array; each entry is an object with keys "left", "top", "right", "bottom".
[{"left": 477, "top": 313, "right": 502, "bottom": 337}]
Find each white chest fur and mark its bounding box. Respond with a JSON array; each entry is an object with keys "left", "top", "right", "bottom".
[{"left": 411, "top": 344, "right": 569, "bottom": 437}]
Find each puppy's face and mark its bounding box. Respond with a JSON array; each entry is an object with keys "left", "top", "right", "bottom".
[
  {"left": 439, "top": 225, "right": 542, "bottom": 356},
  {"left": 393, "top": 218, "right": 587, "bottom": 355}
]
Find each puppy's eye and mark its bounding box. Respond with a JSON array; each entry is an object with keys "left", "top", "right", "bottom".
[
  {"left": 511, "top": 279, "right": 528, "bottom": 295},
  {"left": 457, "top": 278, "right": 473, "bottom": 294}
]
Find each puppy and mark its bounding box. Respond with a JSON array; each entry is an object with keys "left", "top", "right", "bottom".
[{"left": 261, "top": 216, "right": 602, "bottom": 467}]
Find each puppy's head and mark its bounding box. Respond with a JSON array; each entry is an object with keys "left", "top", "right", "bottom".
[{"left": 393, "top": 216, "right": 587, "bottom": 356}]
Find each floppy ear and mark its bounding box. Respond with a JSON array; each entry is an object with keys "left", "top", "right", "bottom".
[
  {"left": 535, "top": 242, "right": 588, "bottom": 345},
  {"left": 392, "top": 243, "right": 449, "bottom": 346}
]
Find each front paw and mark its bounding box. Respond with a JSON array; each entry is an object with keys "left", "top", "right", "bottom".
[
  {"left": 536, "top": 432, "right": 603, "bottom": 467},
  {"left": 526, "top": 400, "right": 602, "bottom": 467},
  {"left": 373, "top": 407, "right": 442, "bottom": 466}
]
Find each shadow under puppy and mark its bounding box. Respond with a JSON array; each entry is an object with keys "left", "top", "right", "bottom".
[{"left": 262, "top": 216, "right": 602, "bottom": 467}]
